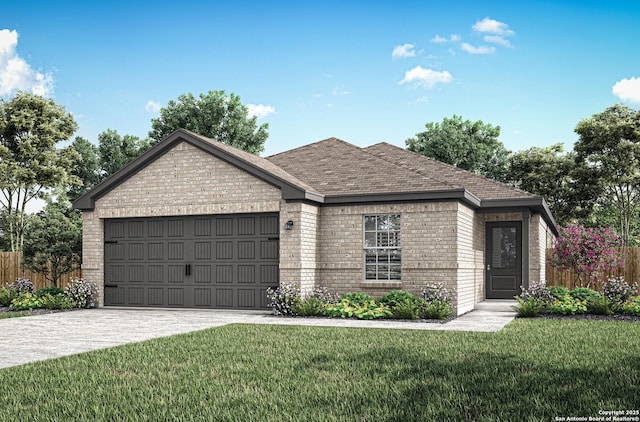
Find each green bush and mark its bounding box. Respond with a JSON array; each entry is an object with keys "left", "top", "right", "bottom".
[
  {"left": 323, "top": 299, "right": 391, "bottom": 320},
  {"left": 512, "top": 296, "right": 546, "bottom": 317},
  {"left": 570, "top": 287, "right": 601, "bottom": 303},
  {"left": 40, "top": 293, "right": 74, "bottom": 310},
  {"left": 9, "top": 292, "right": 43, "bottom": 311},
  {"left": 550, "top": 295, "right": 587, "bottom": 315},
  {"left": 0, "top": 287, "right": 19, "bottom": 307},
  {"left": 340, "top": 292, "right": 374, "bottom": 306},
  {"left": 35, "top": 286, "right": 65, "bottom": 298},
  {"left": 391, "top": 299, "right": 420, "bottom": 320},
  {"left": 549, "top": 286, "right": 570, "bottom": 300},
  {"left": 378, "top": 290, "right": 419, "bottom": 308},
  {"left": 586, "top": 295, "right": 614, "bottom": 315},
  {"left": 419, "top": 299, "right": 453, "bottom": 320},
  {"left": 621, "top": 297, "right": 640, "bottom": 316},
  {"left": 294, "top": 297, "right": 325, "bottom": 317}
]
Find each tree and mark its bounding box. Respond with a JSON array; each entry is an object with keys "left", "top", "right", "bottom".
[
  {"left": 406, "top": 115, "right": 510, "bottom": 180},
  {"left": 505, "top": 143, "right": 586, "bottom": 225},
  {"left": 573, "top": 104, "right": 640, "bottom": 246},
  {"left": 22, "top": 202, "right": 82, "bottom": 287},
  {"left": 98, "top": 129, "right": 150, "bottom": 180},
  {"left": 149, "top": 90, "right": 268, "bottom": 154},
  {"left": 0, "top": 91, "right": 79, "bottom": 251},
  {"left": 68, "top": 136, "right": 100, "bottom": 201},
  {"left": 548, "top": 222, "right": 623, "bottom": 288}
]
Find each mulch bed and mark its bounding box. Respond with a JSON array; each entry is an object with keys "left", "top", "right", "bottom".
[
  {"left": 0, "top": 305, "right": 76, "bottom": 316},
  {"left": 535, "top": 313, "right": 640, "bottom": 322}
]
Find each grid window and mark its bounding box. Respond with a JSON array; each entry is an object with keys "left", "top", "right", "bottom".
[{"left": 364, "top": 214, "right": 401, "bottom": 280}]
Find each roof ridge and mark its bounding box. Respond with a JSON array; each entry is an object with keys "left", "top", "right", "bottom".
[
  {"left": 267, "top": 137, "right": 356, "bottom": 159},
  {"left": 368, "top": 142, "right": 536, "bottom": 197}
]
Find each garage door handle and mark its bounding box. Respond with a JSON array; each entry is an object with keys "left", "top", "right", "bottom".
[
  {"left": 185, "top": 264, "right": 191, "bottom": 276},
  {"left": 105, "top": 283, "right": 118, "bottom": 288}
]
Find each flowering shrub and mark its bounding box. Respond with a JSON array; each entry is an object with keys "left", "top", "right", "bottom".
[
  {"left": 293, "top": 287, "right": 340, "bottom": 316},
  {"left": 8, "top": 278, "right": 34, "bottom": 294},
  {"left": 64, "top": 278, "right": 98, "bottom": 308},
  {"left": 422, "top": 282, "right": 455, "bottom": 305},
  {"left": 548, "top": 222, "right": 624, "bottom": 287},
  {"left": 621, "top": 297, "right": 640, "bottom": 316},
  {"left": 550, "top": 296, "right": 587, "bottom": 315},
  {"left": 518, "top": 280, "right": 553, "bottom": 304},
  {"left": 601, "top": 277, "right": 637, "bottom": 303},
  {"left": 266, "top": 283, "right": 300, "bottom": 316},
  {"left": 306, "top": 287, "right": 340, "bottom": 305}
]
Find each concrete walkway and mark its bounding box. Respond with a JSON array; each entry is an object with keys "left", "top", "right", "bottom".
[{"left": 0, "top": 302, "right": 516, "bottom": 369}]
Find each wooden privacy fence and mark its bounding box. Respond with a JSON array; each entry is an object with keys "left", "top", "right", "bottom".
[
  {"left": 545, "top": 247, "right": 640, "bottom": 290},
  {"left": 0, "top": 252, "right": 82, "bottom": 291}
]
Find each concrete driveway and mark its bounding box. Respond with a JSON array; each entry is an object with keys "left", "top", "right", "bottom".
[{"left": 0, "top": 306, "right": 515, "bottom": 369}]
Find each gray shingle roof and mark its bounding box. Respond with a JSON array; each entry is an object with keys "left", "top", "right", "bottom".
[{"left": 267, "top": 137, "right": 536, "bottom": 201}]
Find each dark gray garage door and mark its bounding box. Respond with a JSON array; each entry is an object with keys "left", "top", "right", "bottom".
[{"left": 104, "top": 213, "right": 279, "bottom": 309}]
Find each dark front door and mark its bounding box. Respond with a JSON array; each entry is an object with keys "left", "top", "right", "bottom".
[
  {"left": 103, "top": 213, "right": 279, "bottom": 309},
  {"left": 485, "top": 222, "right": 522, "bottom": 299}
]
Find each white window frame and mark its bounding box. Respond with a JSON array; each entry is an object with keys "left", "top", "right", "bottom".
[{"left": 363, "top": 214, "right": 401, "bottom": 281}]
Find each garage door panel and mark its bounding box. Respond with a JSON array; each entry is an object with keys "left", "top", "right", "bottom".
[{"left": 104, "top": 213, "right": 278, "bottom": 309}]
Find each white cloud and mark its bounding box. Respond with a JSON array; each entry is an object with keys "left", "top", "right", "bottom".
[
  {"left": 431, "top": 35, "right": 447, "bottom": 43},
  {"left": 409, "top": 96, "right": 429, "bottom": 105},
  {"left": 472, "top": 17, "right": 515, "bottom": 36},
  {"left": 612, "top": 77, "right": 640, "bottom": 103},
  {"left": 247, "top": 103, "right": 276, "bottom": 118},
  {"left": 483, "top": 35, "right": 512, "bottom": 47},
  {"left": 392, "top": 43, "right": 416, "bottom": 58},
  {"left": 398, "top": 66, "right": 452, "bottom": 89},
  {"left": 450, "top": 34, "right": 461, "bottom": 42},
  {"left": 332, "top": 87, "right": 350, "bottom": 96},
  {"left": 0, "top": 29, "right": 53, "bottom": 97},
  {"left": 145, "top": 100, "right": 161, "bottom": 113},
  {"left": 460, "top": 43, "right": 495, "bottom": 55}
]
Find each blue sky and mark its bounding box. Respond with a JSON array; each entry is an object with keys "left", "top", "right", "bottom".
[{"left": 1, "top": 0, "right": 640, "bottom": 157}]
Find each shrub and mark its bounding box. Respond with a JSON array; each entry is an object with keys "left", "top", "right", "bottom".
[
  {"left": 391, "top": 299, "right": 421, "bottom": 320},
  {"left": 550, "top": 295, "right": 587, "bottom": 315},
  {"left": 549, "top": 286, "right": 570, "bottom": 300},
  {"left": 9, "top": 292, "right": 43, "bottom": 311},
  {"left": 266, "top": 283, "right": 300, "bottom": 316},
  {"left": 8, "top": 278, "right": 34, "bottom": 294},
  {"left": 586, "top": 295, "right": 614, "bottom": 316},
  {"left": 40, "top": 294, "right": 75, "bottom": 310},
  {"left": 601, "top": 277, "right": 637, "bottom": 303},
  {"left": 621, "top": 297, "right": 640, "bottom": 316},
  {"left": 306, "top": 287, "right": 340, "bottom": 305},
  {"left": 422, "top": 282, "right": 455, "bottom": 305},
  {"left": 379, "top": 290, "right": 419, "bottom": 308},
  {"left": 294, "top": 297, "right": 325, "bottom": 317},
  {"left": 64, "top": 278, "right": 99, "bottom": 309},
  {"left": 420, "top": 300, "right": 453, "bottom": 320},
  {"left": 340, "top": 292, "right": 374, "bottom": 306},
  {"left": 512, "top": 296, "right": 546, "bottom": 317},
  {"left": 35, "top": 286, "right": 65, "bottom": 298},
  {"left": 323, "top": 299, "right": 392, "bottom": 320},
  {"left": 518, "top": 281, "right": 553, "bottom": 304},
  {"left": 569, "top": 287, "right": 601, "bottom": 303},
  {"left": 0, "top": 287, "right": 19, "bottom": 307}
]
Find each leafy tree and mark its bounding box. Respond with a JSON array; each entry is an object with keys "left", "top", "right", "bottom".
[
  {"left": 0, "top": 91, "right": 79, "bottom": 251},
  {"left": 68, "top": 136, "right": 100, "bottom": 200},
  {"left": 406, "top": 115, "right": 510, "bottom": 180},
  {"left": 98, "top": 129, "right": 150, "bottom": 180},
  {"left": 548, "top": 222, "right": 623, "bottom": 288},
  {"left": 573, "top": 104, "right": 640, "bottom": 246},
  {"left": 22, "top": 202, "right": 82, "bottom": 287},
  {"left": 149, "top": 90, "right": 268, "bottom": 154},
  {"left": 505, "top": 143, "right": 587, "bottom": 225}
]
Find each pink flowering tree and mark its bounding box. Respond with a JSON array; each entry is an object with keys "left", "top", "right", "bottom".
[{"left": 548, "top": 222, "right": 624, "bottom": 288}]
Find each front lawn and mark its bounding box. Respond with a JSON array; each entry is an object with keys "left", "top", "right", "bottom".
[{"left": 1, "top": 319, "right": 639, "bottom": 421}]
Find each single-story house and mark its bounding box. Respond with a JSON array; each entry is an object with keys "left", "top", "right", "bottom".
[{"left": 73, "top": 128, "right": 557, "bottom": 315}]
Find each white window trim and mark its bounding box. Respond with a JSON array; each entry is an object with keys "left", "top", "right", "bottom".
[{"left": 363, "top": 214, "right": 401, "bottom": 281}]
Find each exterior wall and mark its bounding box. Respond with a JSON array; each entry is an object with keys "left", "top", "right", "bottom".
[
  {"left": 456, "top": 204, "right": 484, "bottom": 315},
  {"left": 279, "top": 201, "right": 320, "bottom": 295},
  {"left": 529, "top": 214, "right": 555, "bottom": 283},
  {"left": 315, "top": 202, "right": 461, "bottom": 309},
  {"left": 81, "top": 141, "right": 282, "bottom": 305}
]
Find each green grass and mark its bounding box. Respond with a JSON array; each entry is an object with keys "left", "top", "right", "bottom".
[
  {"left": 0, "top": 311, "right": 35, "bottom": 319},
  {"left": 1, "top": 320, "right": 639, "bottom": 421}
]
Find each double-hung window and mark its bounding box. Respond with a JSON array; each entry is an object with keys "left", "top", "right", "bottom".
[{"left": 364, "top": 214, "right": 401, "bottom": 280}]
